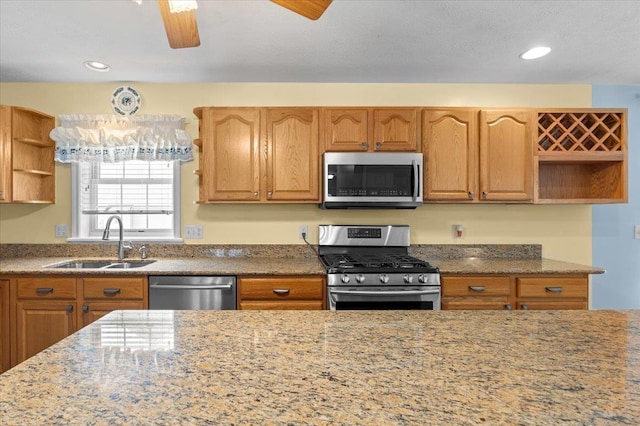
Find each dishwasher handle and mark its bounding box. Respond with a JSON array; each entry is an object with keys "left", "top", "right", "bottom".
[{"left": 149, "top": 283, "right": 234, "bottom": 290}]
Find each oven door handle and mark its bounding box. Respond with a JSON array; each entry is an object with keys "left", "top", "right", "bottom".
[
  {"left": 412, "top": 159, "right": 419, "bottom": 201},
  {"left": 329, "top": 289, "right": 440, "bottom": 296},
  {"left": 149, "top": 284, "right": 233, "bottom": 290}
]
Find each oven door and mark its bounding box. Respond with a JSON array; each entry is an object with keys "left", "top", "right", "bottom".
[{"left": 328, "top": 286, "right": 440, "bottom": 310}]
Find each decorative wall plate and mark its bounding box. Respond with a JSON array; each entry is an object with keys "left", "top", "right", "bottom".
[{"left": 111, "top": 86, "right": 141, "bottom": 115}]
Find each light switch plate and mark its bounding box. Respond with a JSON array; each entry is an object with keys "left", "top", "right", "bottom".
[
  {"left": 185, "top": 225, "right": 203, "bottom": 239},
  {"left": 55, "top": 224, "right": 68, "bottom": 237},
  {"left": 635, "top": 225, "right": 640, "bottom": 240}
]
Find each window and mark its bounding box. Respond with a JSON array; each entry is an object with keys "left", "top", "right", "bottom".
[{"left": 71, "top": 160, "right": 181, "bottom": 241}]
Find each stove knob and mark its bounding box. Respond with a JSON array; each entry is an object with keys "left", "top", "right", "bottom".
[
  {"left": 379, "top": 274, "right": 389, "bottom": 284},
  {"left": 418, "top": 274, "right": 428, "bottom": 284},
  {"left": 341, "top": 274, "right": 351, "bottom": 284},
  {"left": 403, "top": 274, "right": 414, "bottom": 284},
  {"left": 355, "top": 274, "right": 366, "bottom": 283}
]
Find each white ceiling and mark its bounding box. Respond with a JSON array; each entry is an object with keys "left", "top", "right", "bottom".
[{"left": 1, "top": 0, "right": 639, "bottom": 84}]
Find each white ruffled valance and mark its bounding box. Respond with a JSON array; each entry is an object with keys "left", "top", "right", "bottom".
[{"left": 50, "top": 114, "right": 193, "bottom": 163}]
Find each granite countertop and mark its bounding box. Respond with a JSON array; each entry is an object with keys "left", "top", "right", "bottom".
[
  {"left": 1, "top": 310, "right": 638, "bottom": 424},
  {"left": 0, "top": 256, "right": 604, "bottom": 276}
]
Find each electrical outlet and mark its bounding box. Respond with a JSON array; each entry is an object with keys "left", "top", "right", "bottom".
[
  {"left": 299, "top": 224, "right": 308, "bottom": 240},
  {"left": 635, "top": 225, "right": 640, "bottom": 240},
  {"left": 185, "top": 225, "right": 203, "bottom": 239},
  {"left": 54, "top": 224, "right": 68, "bottom": 237}
]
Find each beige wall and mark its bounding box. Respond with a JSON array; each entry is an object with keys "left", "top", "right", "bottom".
[{"left": 0, "top": 83, "right": 593, "bottom": 263}]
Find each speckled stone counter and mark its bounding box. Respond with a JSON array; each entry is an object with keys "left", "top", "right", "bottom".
[{"left": 1, "top": 310, "right": 638, "bottom": 424}]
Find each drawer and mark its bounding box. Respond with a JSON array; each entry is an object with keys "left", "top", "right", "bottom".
[
  {"left": 442, "top": 276, "right": 510, "bottom": 297},
  {"left": 517, "top": 301, "right": 587, "bottom": 310},
  {"left": 239, "top": 301, "right": 324, "bottom": 310},
  {"left": 239, "top": 277, "right": 324, "bottom": 300},
  {"left": 517, "top": 277, "right": 587, "bottom": 299},
  {"left": 17, "top": 277, "right": 76, "bottom": 299},
  {"left": 82, "top": 277, "right": 146, "bottom": 300},
  {"left": 442, "top": 298, "right": 511, "bottom": 310}
]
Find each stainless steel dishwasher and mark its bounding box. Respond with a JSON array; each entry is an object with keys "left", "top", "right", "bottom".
[{"left": 149, "top": 276, "right": 237, "bottom": 310}]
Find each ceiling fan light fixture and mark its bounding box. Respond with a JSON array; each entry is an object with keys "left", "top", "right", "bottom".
[
  {"left": 168, "top": 0, "right": 198, "bottom": 14},
  {"left": 520, "top": 46, "right": 551, "bottom": 60},
  {"left": 84, "top": 61, "right": 110, "bottom": 72}
]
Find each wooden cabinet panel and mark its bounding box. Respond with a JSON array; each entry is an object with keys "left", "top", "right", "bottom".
[
  {"left": 81, "top": 300, "right": 145, "bottom": 327},
  {"left": 16, "top": 277, "right": 76, "bottom": 299},
  {"left": 81, "top": 277, "right": 146, "bottom": 300},
  {"left": 15, "top": 300, "right": 76, "bottom": 363},
  {"left": 422, "top": 109, "right": 478, "bottom": 201},
  {"left": 0, "top": 106, "right": 11, "bottom": 203},
  {"left": 238, "top": 276, "right": 325, "bottom": 310},
  {"left": 517, "top": 277, "right": 587, "bottom": 298},
  {"left": 202, "top": 108, "right": 261, "bottom": 201},
  {"left": 239, "top": 301, "right": 324, "bottom": 310},
  {"left": 373, "top": 108, "right": 418, "bottom": 151},
  {"left": 480, "top": 110, "right": 534, "bottom": 201},
  {"left": 0, "top": 279, "right": 9, "bottom": 373},
  {"left": 266, "top": 108, "right": 319, "bottom": 201},
  {"left": 322, "top": 108, "right": 369, "bottom": 151}
]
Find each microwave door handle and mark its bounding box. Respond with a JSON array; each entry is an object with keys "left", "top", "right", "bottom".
[{"left": 412, "top": 159, "right": 419, "bottom": 201}]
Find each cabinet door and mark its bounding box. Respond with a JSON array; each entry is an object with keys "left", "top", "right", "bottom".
[
  {"left": 81, "top": 301, "right": 145, "bottom": 327},
  {"left": 480, "top": 110, "right": 534, "bottom": 201},
  {"left": 322, "top": 108, "right": 370, "bottom": 151},
  {"left": 373, "top": 108, "right": 418, "bottom": 151},
  {"left": 422, "top": 109, "right": 478, "bottom": 200},
  {"left": 0, "top": 105, "right": 11, "bottom": 203},
  {"left": 266, "top": 108, "right": 320, "bottom": 201},
  {"left": 0, "top": 279, "right": 9, "bottom": 372},
  {"left": 202, "top": 108, "right": 262, "bottom": 201},
  {"left": 15, "top": 300, "right": 77, "bottom": 363}
]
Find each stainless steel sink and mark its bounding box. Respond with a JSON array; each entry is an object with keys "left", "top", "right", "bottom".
[{"left": 44, "top": 259, "right": 157, "bottom": 269}]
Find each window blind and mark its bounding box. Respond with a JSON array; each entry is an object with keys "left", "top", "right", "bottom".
[{"left": 80, "top": 160, "right": 174, "bottom": 215}]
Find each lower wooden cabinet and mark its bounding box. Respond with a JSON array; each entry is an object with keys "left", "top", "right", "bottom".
[
  {"left": 238, "top": 276, "right": 325, "bottom": 310},
  {"left": 442, "top": 274, "right": 588, "bottom": 310},
  {"left": 1, "top": 279, "right": 10, "bottom": 373},
  {"left": 8, "top": 275, "right": 148, "bottom": 367}
]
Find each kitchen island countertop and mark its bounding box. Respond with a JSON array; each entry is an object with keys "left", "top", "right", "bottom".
[{"left": 1, "top": 309, "right": 638, "bottom": 424}]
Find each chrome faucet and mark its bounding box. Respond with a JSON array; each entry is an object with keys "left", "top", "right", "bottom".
[{"left": 102, "top": 215, "right": 133, "bottom": 260}]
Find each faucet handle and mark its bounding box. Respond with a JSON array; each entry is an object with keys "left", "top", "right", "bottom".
[
  {"left": 139, "top": 245, "right": 148, "bottom": 259},
  {"left": 123, "top": 241, "right": 133, "bottom": 252}
]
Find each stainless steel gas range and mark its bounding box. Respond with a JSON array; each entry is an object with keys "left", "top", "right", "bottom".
[{"left": 318, "top": 225, "right": 441, "bottom": 310}]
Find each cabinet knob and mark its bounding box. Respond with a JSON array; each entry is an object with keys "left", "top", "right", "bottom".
[
  {"left": 468, "top": 191, "right": 473, "bottom": 199},
  {"left": 253, "top": 192, "right": 259, "bottom": 197},
  {"left": 267, "top": 191, "right": 273, "bottom": 198},
  {"left": 521, "top": 304, "right": 529, "bottom": 310},
  {"left": 66, "top": 305, "right": 74, "bottom": 313},
  {"left": 505, "top": 304, "right": 512, "bottom": 310},
  {"left": 482, "top": 191, "right": 488, "bottom": 199},
  {"left": 361, "top": 142, "right": 368, "bottom": 150},
  {"left": 82, "top": 304, "right": 89, "bottom": 313},
  {"left": 375, "top": 142, "right": 382, "bottom": 150}
]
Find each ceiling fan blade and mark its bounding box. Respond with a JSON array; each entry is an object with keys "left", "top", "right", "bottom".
[
  {"left": 270, "top": 0, "right": 333, "bottom": 20},
  {"left": 157, "top": 0, "right": 200, "bottom": 49}
]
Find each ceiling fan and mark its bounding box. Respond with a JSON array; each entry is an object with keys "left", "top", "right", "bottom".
[{"left": 157, "top": 0, "right": 333, "bottom": 49}]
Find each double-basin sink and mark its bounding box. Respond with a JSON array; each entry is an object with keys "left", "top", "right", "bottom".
[{"left": 44, "top": 259, "right": 157, "bottom": 269}]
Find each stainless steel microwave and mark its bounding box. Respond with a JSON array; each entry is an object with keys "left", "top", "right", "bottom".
[{"left": 322, "top": 152, "right": 423, "bottom": 209}]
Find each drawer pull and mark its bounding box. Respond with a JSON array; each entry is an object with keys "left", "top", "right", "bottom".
[
  {"left": 468, "top": 286, "right": 485, "bottom": 292},
  {"left": 272, "top": 288, "right": 290, "bottom": 295},
  {"left": 66, "top": 305, "right": 74, "bottom": 313},
  {"left": 103, "top": 288, "right": 121, "bottom": 296},
  {"left": 545, "top": 287, "right": 563, "bottom": 293},
  {"left": 505, "top": 304, "right": 512, "bottom": 310},
  {"left": 36, "top": 287, "right": 54, "bottom": 295},
  {"left": 521, "top": 304, "right": 529, "bottom": 310},
  {"left": 82, "top": 304, "right": 89, "bottom": 313}
]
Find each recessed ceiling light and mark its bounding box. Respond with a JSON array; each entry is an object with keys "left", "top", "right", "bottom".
[
  {"left": 520, "top": 46, "right": 551, "bottom": 60},
  {"left": 84, "top": 61, "right": 110, "bottom": 72}
]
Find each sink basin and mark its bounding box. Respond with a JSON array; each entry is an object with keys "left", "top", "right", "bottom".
[{"left": 44, "top": 259, "right": 156, "bottom": 269}]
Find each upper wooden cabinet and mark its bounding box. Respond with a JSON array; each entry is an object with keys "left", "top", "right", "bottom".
[
  {"left": 194, "top": 107, "right": 320, "bottom": 203},
  {"left": 534, "top": 109, "right": 627, "bottom": 203},
  {"left": 0, "top": 105, "right": 56, "bottom": 204},
  {"left": 422, "top": 109, "right": 479, "bottom": 201},
  {"left": 422, "top": 108, "right": 534, "bottom": 202},
  {"left": 322, "top": 108, "right": 418, "bottom": 152},
  {"left": 480, "top": 110, "right": 534, "bottom": 202}
]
